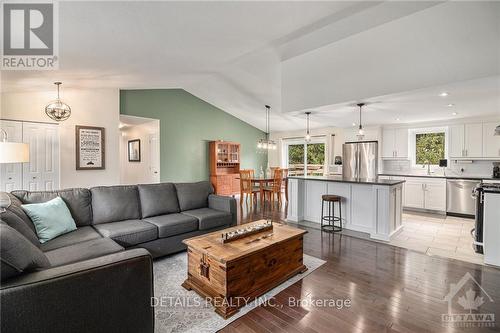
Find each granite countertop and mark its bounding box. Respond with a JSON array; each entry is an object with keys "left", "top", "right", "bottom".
[
  {"left": 379, "top": 173, "right": 498, "bottom": 180},
  {"left": 288, "top": 175, "right": 405, "bottom": 186}
]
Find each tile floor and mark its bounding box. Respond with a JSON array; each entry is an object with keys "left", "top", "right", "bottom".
[{"left": 390, "top": 211, "right": 484, "bottom": 265}]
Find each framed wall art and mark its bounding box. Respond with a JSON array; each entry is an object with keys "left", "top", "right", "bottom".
[
  {"left": 76, "top": 125, "right": 105, "bottom": 170},
  {"left": 128, "top": 139, "right": 141, "bottom": 162}
]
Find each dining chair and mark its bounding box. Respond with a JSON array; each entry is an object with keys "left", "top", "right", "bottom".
[
  {"left": 281, "top": 168, "right": 289, "bottom": 202},
  {"left": 263, "top": 168, "right": 283, "bottom": 209},
  {"left": 239, "top": 169, "right": 259, "bottom": 207}
]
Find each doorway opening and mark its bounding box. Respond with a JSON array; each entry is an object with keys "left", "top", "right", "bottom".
[{"left": 119, "top": 115, "right": 160, "bottom": 184}]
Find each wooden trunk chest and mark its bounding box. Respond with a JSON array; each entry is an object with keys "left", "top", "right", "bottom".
[{"left": 182, "top": 220, "right": 307, "bottom": 318}]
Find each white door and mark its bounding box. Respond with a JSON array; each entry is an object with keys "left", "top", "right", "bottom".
[
  {"left": 395, "top": 129, "right": 408, "bottom": 158},
  {"left": 22, "top": 122, "right": 59, "bottom": 191},
  {"left": 464, "top": 123, "right": 483, "bottom": 158},
  {"left": 482, "top": 122, "right": 500, "bottom": 158},
  {"left": 0, "top": 120, "right": 23, "bottom": 192},
  {"left": 404, "top": 181, "right": 424, "bottom": 209},
  {"left": 382, "top": 129, "right": 395, "bottom": 158},
  {"left": 449, "top": 125, "right": 464, "bottom": 158},
  {"left": 149, "top": 133, "right": 160, "bottom": 183}
]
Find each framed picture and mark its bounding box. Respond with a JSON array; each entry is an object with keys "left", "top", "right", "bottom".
[
  {"left": 76, "top": 125, "right": 105, "bottom": 170},
  {"left": 128, "top": 139, "right": 141, "bottom": 162}
]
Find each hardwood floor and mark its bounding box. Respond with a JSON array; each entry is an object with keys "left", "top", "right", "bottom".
[{"left": 220, "top": 200, "right": 500, "bottom": 333}]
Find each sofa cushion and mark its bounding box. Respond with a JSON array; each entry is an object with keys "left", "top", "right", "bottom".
[
  {"left": 182, "top": 208, "right": 232, "bottom": 230},
  {"left": 12, "top": 188, "right": 93, "bottom": 226},
  {"left": 91, "top": 186, "right": 141, "bottom": 224},
  {"left": 0, "top": 223, "right": 50, "bottom": 281},
  {"left": 93, "top": 220, "right": 157, "bottom": 247},
  {"left": 138, "top": 183, "right": 180, "bottom": 218},
  {"left": 44, "top": 238, "right": 124, "bottom": 267},
  {"left": 0, "top": 209, "right": 40, "bottom": 247},
  {"left": 40, "top": 226, "right": 102, "bottom": 252},
  {"left": 174, "top": 181, "right": 214, "bottom": 211},
  {"left": 21, "top": 197, "right": 77, "bottom": 244},
  {"left": 144, "top": 213, "right": 198, "bottom": 238}
]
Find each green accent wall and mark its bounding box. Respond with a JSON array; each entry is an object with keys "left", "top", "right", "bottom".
[{"left": 120, "top": 89, "right": 267, "bottom": 182}]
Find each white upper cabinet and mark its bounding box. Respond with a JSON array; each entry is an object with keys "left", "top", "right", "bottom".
[
  {"left": 449, "top": 123, "right": 485, "bottom": 159},
  {"left": 483, "top": 122, "right": 500, "bottom": 158},
  {"left": 382, "top": 128, "right": 408, "bottom": 159},
  {"left": 464, "top": 123, "right": 483, "bottom": 158},
  {"left": 449, "top": 125, "right": 465, "bottom": 158}
]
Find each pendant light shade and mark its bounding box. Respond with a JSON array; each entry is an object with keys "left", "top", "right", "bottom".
[
  {"left": 305, "top": 112, "right": 311, "bottom": 142},
  {"left": 45, "top": 82, "right": 71, "bottom": 122},
  {"left": 357, "top": 103, "right": 365, "bottom": 139},
  {"left": 257, "top": 105, "right": 277, "bottom": 150}
]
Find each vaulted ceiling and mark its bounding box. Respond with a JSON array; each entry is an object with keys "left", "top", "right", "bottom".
[{"left": 2, "top": 1, "right": 499, "bottom": 131}]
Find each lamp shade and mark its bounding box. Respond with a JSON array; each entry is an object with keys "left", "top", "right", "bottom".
[{"left": 0, "top": 142, "right": 29, "bottom": 163}]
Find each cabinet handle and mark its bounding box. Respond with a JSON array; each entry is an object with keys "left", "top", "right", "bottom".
[
  {"left": 32, "top": 176, "right": 36, "bottom": 179},
  {"left": 8, "top": 177, "right": 12, "bottom": 180}
]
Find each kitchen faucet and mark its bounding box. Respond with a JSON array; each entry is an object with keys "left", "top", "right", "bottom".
[{"left": 422, "top": 161, "right": 433, "bottom": 175}]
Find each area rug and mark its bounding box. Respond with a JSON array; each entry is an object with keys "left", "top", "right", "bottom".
[{"left": 153, "top": 252, "right": 326, "bottom": 333}]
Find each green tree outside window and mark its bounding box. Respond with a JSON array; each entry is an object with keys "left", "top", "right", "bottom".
[{"left": 415, "top": 132, "right": 445, "bottom": 165}]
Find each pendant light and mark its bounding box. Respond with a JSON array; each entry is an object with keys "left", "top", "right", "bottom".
[
  {"left": 357, "top": 103, "right": 365, "bottom": 139},
  {"left": 257, "top": 105, "right": 276, "bottom": 150},
  {"left": 45, "top": 82, "right": 71, "bottom": 121},
  {"left": 304, "top": 111, "right": 311, "bottom": 142}
]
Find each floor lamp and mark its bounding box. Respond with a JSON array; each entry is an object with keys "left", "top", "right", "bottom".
[{"left": 0, "top": 129, "right": 29, "bottom": 212}]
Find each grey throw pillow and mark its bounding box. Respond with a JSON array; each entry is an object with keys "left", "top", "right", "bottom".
[{"left": 0, "top": 223, "right": 50, "bottom": 281}]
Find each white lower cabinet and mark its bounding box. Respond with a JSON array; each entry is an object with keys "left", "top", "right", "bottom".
[{"left": 380, "top": 175, "right": 446, "bottom": 212}]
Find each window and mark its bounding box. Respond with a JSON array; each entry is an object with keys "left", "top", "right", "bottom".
[
  {"left": 415, "top": 132, "right": 445, "bottom": 165},
  {"left": 284, "top": 139, "right": 326, "bottom": 176}
]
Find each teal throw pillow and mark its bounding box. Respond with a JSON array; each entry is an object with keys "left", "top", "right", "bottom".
[{"left": 21, "top": 197, "right": 77, "bottom": 243}]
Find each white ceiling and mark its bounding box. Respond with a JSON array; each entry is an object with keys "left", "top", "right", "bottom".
[{"left": 1, "top": 1, "right": 499, "bottom": 131}]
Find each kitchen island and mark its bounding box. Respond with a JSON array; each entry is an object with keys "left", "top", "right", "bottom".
[{"left": 287, "top": 176, "right": 405, "bottom": 241}]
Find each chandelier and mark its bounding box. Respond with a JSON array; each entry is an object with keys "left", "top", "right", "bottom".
[
  {"left": 257, "top": 105, "right": 277, "bottom": 150},
  {"left": 45, "top": 82, "right": 71, "bottom": 121}
]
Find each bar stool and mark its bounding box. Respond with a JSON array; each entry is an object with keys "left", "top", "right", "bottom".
[{"left": 321, "top": 194, "right": 342, "bottom": 232}]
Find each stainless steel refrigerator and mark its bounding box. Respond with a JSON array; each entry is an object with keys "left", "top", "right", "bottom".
[{"left": 342, "top": 141, "right": 378, "bottom": 179}]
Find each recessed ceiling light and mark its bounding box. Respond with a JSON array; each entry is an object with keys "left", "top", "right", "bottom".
[
  {"left": 439, "top": 92, "right": 449, "bottom": 97},
  {"left": 396, "top": 118, "right": 400, "bottom": 121},
  {"left": 452, "top": 112, "right": 458, "bottom": 116},
  {"left": 447, "top": 103, "right": 455, "bottom": 107}
]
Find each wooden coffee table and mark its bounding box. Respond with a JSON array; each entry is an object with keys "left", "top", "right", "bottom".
[{"left": 182, "top": 220, "right": 307, "bottom": 318}]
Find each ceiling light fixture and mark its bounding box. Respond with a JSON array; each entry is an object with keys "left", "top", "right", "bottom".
[
  {"left": 304, "top": 112, "right": 311, "bottom": 142},
  {"left": 439, "top": 92, "right": 449, "bottom": 97},
  {"left": 257, "top": 105, "right": 276, "bottom": 150},
  {"left": 45, "top": 82, "right": 71, "bottom": 121},
  {"left": 356, "top": 103, "right": 365, "bottom": 140},
  {"left": 452, "top": 112, "right": 458, "bottom": 116},
  {"left": 396, "top": 117, "right": 400, "bottom": 121},
  {"left": 447, "top": 103, "right": 455, "bottom": 107},
  {"left": 352, "top": 122, "right": 356, "bottom": 127}
]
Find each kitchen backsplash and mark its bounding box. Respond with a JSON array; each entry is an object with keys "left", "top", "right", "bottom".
[{"left": 382, "top": 159, "right": 495, "bottom": 177}]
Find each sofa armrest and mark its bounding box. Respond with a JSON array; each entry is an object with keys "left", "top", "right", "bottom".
[
  {"left": 1, "top": 249, "right": 154, "bottom": 333},
  {"left": 208, "top": 194, "right": 237, "bottom": 226}
]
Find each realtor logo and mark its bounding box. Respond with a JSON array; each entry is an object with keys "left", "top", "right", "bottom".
[
  {"left": 442, "top": 272, "right": 495, "bottom": 328},
  {"left": 1, "top": 1, "right": 58, "bottom": 69}
]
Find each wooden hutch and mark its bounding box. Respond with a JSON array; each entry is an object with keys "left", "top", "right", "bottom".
[{"left": 209, "top": 141, "right": 241, "bottom": 196}]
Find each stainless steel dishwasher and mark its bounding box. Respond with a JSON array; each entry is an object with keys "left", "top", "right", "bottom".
[{"left": 446, "top": 179, "right": 481, "bottom": 217}]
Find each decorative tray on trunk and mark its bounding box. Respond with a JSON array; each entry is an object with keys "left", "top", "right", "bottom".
[{"left": 221, "top": 220, "right": 273, "bottom": 243}]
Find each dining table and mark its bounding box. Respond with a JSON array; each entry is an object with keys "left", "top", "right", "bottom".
[{"left": 237, "top": 176, "right": 288, "bottom": 206}]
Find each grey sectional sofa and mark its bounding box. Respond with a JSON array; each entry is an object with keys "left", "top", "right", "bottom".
[{"left": 0, "top": 181, "right": 236, "bottom": 333}]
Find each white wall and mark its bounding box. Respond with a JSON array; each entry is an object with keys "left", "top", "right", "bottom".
[
  {"left": 1, "top": 88, "right": 120, "bottom": 188},
  {"left": 119, "top": 120, "right": 159, "bottom": 185}
]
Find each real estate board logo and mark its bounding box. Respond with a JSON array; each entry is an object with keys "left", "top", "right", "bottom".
[
  {"left": 1, "top": 1, "right": 58, "bottom": 70},
  {"left": 442, "top": 272, "right": 495, "bottom": 328}
]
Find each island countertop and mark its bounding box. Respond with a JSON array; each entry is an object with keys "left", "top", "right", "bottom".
[{"left": 288, "top": 175, "right": 405, "bottom": 186}]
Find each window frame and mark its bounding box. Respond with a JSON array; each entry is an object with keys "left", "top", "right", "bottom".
[
  {"left": 282, "top": 136, "right": 327, "bottom": 176},
  {"left": 409, "top": 126, "right": 448, "bottom": 168}
]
